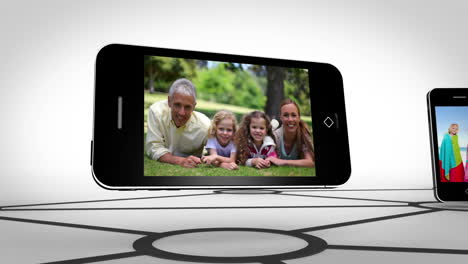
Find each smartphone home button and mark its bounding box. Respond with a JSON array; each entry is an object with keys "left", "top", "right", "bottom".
[
  {"left": 320, "top": 112, "right": 338, "bottom": 129},
  {"left": 323, "top": 116, "right": 334, "bottom": 128},
  {"left": 465, "top": 188, "right": 468, "bottom": 195}
]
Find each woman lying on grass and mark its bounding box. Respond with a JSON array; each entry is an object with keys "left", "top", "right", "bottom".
[
  {"left": 235, "top": 111, "right": 277, "bottom": 169},
  {"left": 267, "top": 99, "right": 315, "bottom": 168}
]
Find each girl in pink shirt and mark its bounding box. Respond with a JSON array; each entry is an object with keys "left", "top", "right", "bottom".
[{"left": 235, "top": 111, "right": 277, "bottom": 169}]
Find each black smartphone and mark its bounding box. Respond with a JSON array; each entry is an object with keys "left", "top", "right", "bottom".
[
  {"left": 91, "top": 44, "right": 351, "bottom": 189},
  {"left": 428, "top": 88, "right": 468, "bottom": 201}
]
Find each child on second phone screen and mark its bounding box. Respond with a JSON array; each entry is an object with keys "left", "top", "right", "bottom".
[
  {"left": 235, "top": 111, "right": 277, "bottom": 169},
  {"left": 202, "top": 110, "right": 238, "bottom": 170}
]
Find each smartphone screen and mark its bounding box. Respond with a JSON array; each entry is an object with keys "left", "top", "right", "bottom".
[
  {"left": 143, "top": 55, "right": 315, "bottom": 177},
  {"left": 434, "top": 106, "right": 468, "bottom": 183}
]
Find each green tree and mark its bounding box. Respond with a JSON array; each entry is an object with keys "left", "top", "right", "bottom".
[
  {"left": 194, "top": 63, "right": 265, "bottom": 109},
  {"left": 144, "top": 56, "right": 198, "bottom": 93},
  {"left": 284, "top": 68, "right": 310, "bottom": 116},
  {"left": 232, "top": 70, "right": 266, "bottom": 109},
  {"left": 194, "top": 63, "right": 236, "bottom": 102}
]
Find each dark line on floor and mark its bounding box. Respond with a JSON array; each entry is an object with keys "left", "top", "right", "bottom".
[
  {"left": 283, "top": 188, "right": 432, "bottom": 192},
  {"left": 0, "top": 192, "right": 215, "bottom": 209},
  {"left": 40, "top": 251, "right": 144, "bottom": 264},
  {"left": 1, "top": 189, "right": 434, "bottom": 209},
  {"left": 292, "top": 209, "right": 441, "bottom": 233},
  {"left": 327, "top": 244, "right": 468, "bottom": 255},
  {"left": 262, "top": 259, "right": 287, "bottom": 264},
  {"left": 280, "top": 192, "right": 411, "bottom": 204},
  {"left": 0, "top": 216, "right": 154, "bottom": 235},
  {"left": 0, "top": 205, "right": 410, "bottom": 211}
]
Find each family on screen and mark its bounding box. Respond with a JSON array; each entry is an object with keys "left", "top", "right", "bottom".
[{"left": 146, "top": 78, "right": 314, "bottom": 170}]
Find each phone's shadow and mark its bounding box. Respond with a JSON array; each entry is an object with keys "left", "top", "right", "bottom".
[{"left": 414, "top": 202, "right": 468, "bottom": 211}]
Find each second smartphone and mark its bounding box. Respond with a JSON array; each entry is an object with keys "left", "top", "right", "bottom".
[{"left": 428, "top": 88, "right": 468, "bottom": 201}]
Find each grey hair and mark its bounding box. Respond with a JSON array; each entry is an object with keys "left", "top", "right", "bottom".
[{"left": 168, "top": 78, "right": 197, "bottom": 102}]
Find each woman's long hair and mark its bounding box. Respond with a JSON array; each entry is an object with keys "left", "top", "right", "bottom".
[
  {"left": 234, "top": 111, "right": 277, "bottom": 165},
  {"left": 280, "top": 99, "right": 314, "bottom": 160}
]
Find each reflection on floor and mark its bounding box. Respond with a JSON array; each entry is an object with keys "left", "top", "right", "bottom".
[{"left": 1, "top": 189, "right": 468, "bottom": 264}]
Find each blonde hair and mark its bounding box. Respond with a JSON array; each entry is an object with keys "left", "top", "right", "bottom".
[
  {"left": 208, "top": 110, "right": 238, "bottom": 138},
  {"left": 448, "top": 123, "right": 459, "bottom": 133}
]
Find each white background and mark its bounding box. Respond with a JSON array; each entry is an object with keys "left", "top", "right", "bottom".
[{"left": 1, "top": 0, "right": 467, "bottom": 205}]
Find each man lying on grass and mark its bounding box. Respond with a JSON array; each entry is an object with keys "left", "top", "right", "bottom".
[{"left": 146, "top": 78, "right": 210, "bottom": 168}]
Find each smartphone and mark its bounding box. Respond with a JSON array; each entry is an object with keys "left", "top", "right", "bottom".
[
  {"left": 91, "top": 44, "right": 351, "bottom": 189},
  {"left": 427, "top": 88, "right": 468, "bottom": 201}
]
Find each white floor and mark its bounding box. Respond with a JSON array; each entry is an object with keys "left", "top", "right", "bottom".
[{"left": 1, "top": 189, "right": 467, "bottom": 264}]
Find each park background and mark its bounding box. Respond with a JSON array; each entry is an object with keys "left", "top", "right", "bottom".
[
  {"left": 143, "top": 57, "right": 314, "bottom": 176},
  {"left": 0, "top": 0, "right": 467, "bottom": 204}
]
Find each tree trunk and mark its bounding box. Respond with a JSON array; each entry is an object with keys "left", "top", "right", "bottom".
[
  {"left": 148, "top": 71, "right": 155, "bottom": 93},
  {"left": 265, "top": 66, "right": 285, "bottom": 120}
]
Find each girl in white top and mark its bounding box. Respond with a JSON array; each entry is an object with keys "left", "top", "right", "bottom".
[{"left": 202, "top": 110, "right": 239, "bottom": 170}]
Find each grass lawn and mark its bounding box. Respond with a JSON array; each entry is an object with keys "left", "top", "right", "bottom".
[{"left": 144, "top": 155, "right": 316, "bottom": 176}]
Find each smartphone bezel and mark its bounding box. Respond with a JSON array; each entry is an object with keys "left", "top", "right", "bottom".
[
  {"left": 92, "top": 44, "right": 351, "bottom": 189},
  {"left": 427, "top": 88, "right": 468, "bottom": 202}
]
